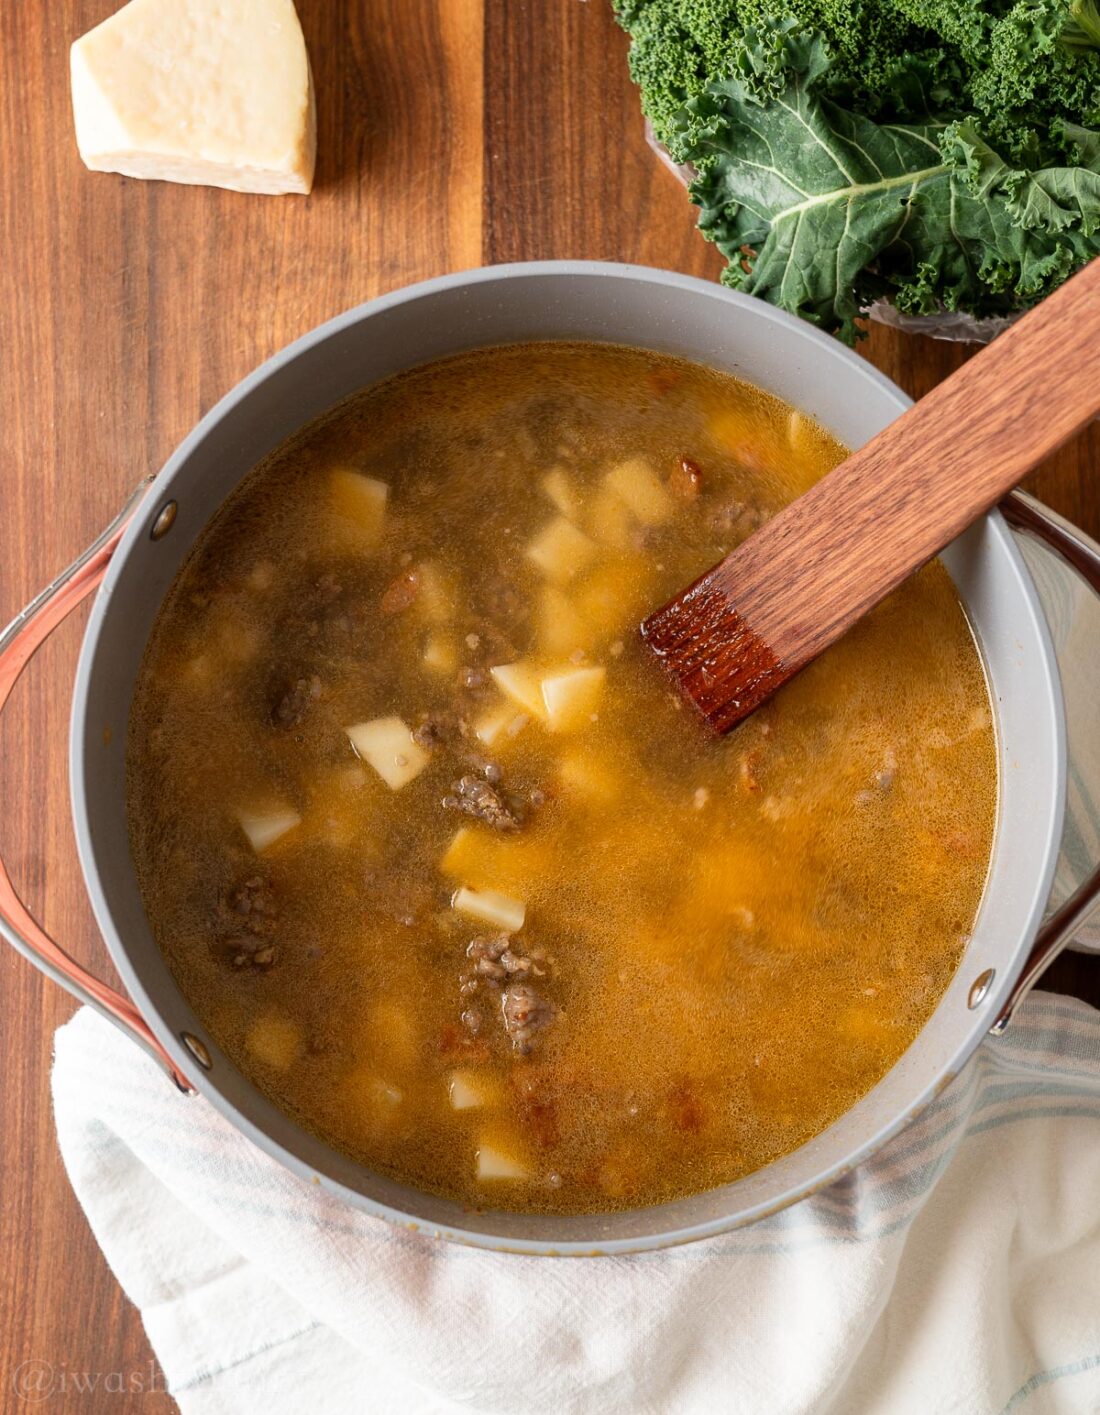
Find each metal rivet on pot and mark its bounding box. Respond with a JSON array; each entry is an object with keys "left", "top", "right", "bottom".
[
  {"left": 150, "top": 500, "right": 178, "bottom": 540},
  {"left": 968, "top": 968, "right": 995, "bottom": 1009},
  {"left": 181, "top": 1032, "right": 212, "bottom": 1069}
]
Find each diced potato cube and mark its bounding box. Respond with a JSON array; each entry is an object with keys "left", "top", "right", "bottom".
[
  {"left": 709, "top": 406, "right": 756, "bottom": 455},
  {"left": 525, "top": 516, "right": 596, "bottom": 583},
  {"left": 441, "top": 828, "right": 474, "bottom": 876},
  {"left": 374, "top": 1079, "right": 404, "bottom": 1107},
  {"left": 761, "top": 794, "right": 798, "bottom": 823},
  {"left": 213, "top": 610, "right": 261, "bottom": 664},
  {"left": 245, "top": 1015, "right": 302, "bottom": 1071},
  {"left": 536, "top": 586, "right": 589, "bottom": 657},
  {"left": 489, "top": 661, "right": 548, "bottom": 721},
  {"left": 709, "top": 405, "right": 785, "bottom": 475},
  {"left": 345, "top": 716, "right": 430, "bottom": 790},
  {"left": 558, "top": 750, "right": 619, "bottom": 803},
  {"left": 477, "top": 1137, "right": 531, "bottom": 1181},
  {"left": 605, "top": 456, "right": 673, "bottom": 525},
  {"left": 344, "top": 1067, "right": 404, "bottom": 1129},
  {"left": 573, "top": 561, "right": 649, "bottom": 640},
  {"left": 541, "top": 665, "right": 605, "bottom": 732},
  {"left": 541, "top": 467, "right": 580, "bottom": 518},
  {"left": 330, "top": 468, "right": 388, "bottom": 542},
  {"left": 441, "top": 829, "right": 552, "bottom": 895},
  {"left": 474, "top": 705, "right": 516, "bottom": 747},
  {"left": 452, "top": 885, "right": 526, "bottom": 934},
  {"left": 422, "top": 633, "right": 457, "bottom": 674},
  {"left": 237, "top": 805, "right": 301, "bottom": 853},
  {"left": 415, "top": 561, "right": 457, "bottom": 624},
  {"left": 787, "top": 410, "right": 813, "bottom": 455},
  {"left": 586, "top": 485, "right": 636, "bottom": 550},
  {"left": 786, "top": 410, "right": 834, "bottom": 492},
  {"left": 449, "top": 1069, "right": 497, "bottom": 1111}
]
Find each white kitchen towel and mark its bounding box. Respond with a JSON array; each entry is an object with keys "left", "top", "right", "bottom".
[{"left": 52, "top": 991, "right": 1100, "bottom": 1415}]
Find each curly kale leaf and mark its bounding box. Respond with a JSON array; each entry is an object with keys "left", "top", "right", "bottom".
[
  {"left": 677, "top": 26, "right": 1100, "bottom": 339},
  {"left": 945, "top": 118, "right": 1100, "bottom": 236},
  {"left": 615, "top": 0, "right": 1100, "bottom": 156}
]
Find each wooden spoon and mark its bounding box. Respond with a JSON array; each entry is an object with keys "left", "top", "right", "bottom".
[{"left": 641, "top": 257, "right": 1100, "bottom": 734}]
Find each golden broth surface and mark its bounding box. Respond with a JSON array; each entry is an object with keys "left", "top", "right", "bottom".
[{"left": 127, "top": 344, "right": 997, "bottom": 1213}]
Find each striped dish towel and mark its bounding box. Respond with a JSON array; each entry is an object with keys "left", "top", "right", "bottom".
[{"left": 51, "top": 991, "right": 1100, "bottom": 1415}]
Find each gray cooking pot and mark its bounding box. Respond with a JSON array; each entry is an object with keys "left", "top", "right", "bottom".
[{"left": 3, "top": 263, "right": 1099, "bottom": 1255}]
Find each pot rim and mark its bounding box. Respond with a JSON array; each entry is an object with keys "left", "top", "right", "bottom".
[{"left": 69, "top": 261, "right": 1067, "bottom": 1255}]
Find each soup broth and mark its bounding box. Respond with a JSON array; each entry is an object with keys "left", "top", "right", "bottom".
[{"left": 127, "top": 343, "right": 997, "bottom": 1214}]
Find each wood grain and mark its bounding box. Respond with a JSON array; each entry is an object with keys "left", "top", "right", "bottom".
[
  {"left": 0, "top": 2, "right": 1096, "bottom": 1410},
  {"left": 642, "top": 257, "right": 1100, "bottom": 733}
]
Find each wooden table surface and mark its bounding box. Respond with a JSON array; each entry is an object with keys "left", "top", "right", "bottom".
[{"left": 2, "top": 2, "right": 1098, "bottom": 1409}]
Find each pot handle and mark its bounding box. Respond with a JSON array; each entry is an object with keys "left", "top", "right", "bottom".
[
  {"left": 991, "top": 490, "right": 1100, "bottom": 1035},
  {"left": 0, "top": 480, "right": 194, "bottom": 1092}
]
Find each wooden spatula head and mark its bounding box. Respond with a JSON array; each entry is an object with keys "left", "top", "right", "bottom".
[
  {"left": 641, "top": 257, "right": 1100, "bottom": 735},
  {"left": 640, "top": 573, "right": 784, "bottom": 735}
]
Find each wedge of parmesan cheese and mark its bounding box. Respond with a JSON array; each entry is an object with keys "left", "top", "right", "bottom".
[{"left": 70, "top": 0, "right": 316, "bottom": 195}]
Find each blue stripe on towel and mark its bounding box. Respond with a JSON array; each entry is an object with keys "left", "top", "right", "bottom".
[{"left": 999, "top": 1352, "right": 1100, "bottom": 1413}]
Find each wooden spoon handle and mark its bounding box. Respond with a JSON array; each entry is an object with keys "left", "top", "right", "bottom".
[{"left": 643, "top": 257, "right": 1100, "bottom": 732}]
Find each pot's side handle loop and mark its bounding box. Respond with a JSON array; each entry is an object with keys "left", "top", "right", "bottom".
[
  {"left": 992, "top": 491, "right": 1100, "bottom": 1036},
  {"left": 0, "top": 480, "right": 194, "bottom": 1093}
]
